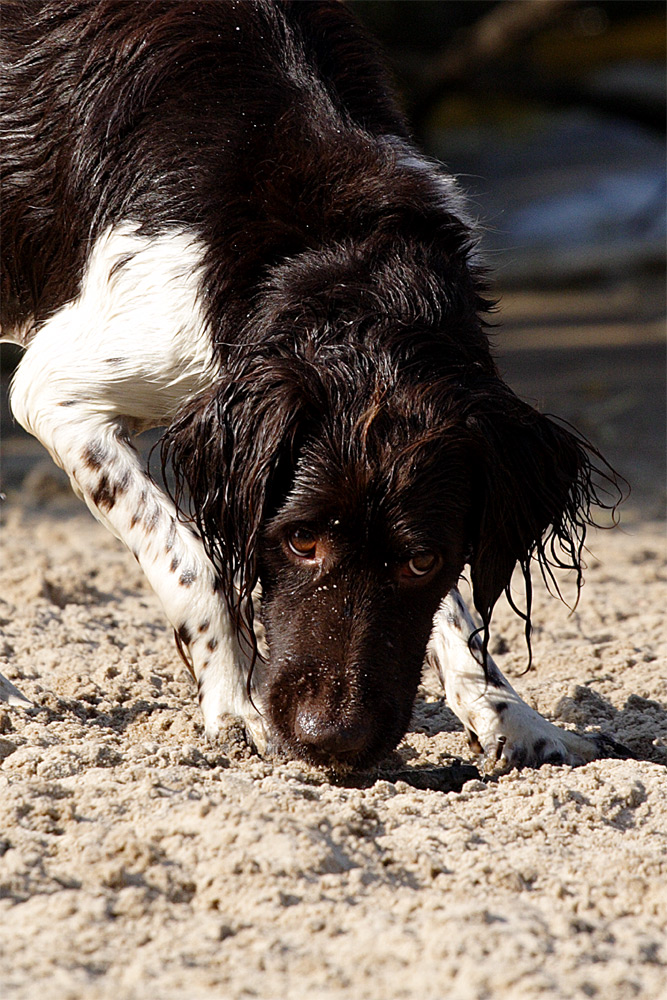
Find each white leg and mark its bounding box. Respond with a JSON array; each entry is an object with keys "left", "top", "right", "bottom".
[
  {"left": 8, "top": 225, "right": 268, "bottom": 748},
  {"left": 428, "top": 588, "right": 621, "bottom": 772}
]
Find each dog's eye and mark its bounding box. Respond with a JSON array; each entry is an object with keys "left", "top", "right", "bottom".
[
  {"left": 287, "top": 528, "right": 318, "bottom": 559},
  {"left": 402, "top": 551, "right": 441, "bottom": 579}
]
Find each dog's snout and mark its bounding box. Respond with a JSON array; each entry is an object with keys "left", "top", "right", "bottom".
[{"left": 294, "top": 702, "right": 368, "bottom": 759}]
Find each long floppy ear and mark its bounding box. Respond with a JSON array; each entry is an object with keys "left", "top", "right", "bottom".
[
  {"left": 466, "top": 383, "right": 622, "bottom": 657},
  {"left": 161, "top": 357, "right": 306, "bottom": 652}
]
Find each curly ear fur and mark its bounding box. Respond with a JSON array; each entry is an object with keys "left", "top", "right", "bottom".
[
  {"left": 466, "top": 382, "right": 624, "bottom": 663},
  {"left": 161, "top": 356, "right": 308, "bottom": 654},
  {"left": 163, "top": 363, "right": 624, "bottom": 670}
]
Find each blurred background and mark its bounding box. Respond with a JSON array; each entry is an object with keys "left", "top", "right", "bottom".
[
  {"left": 1, "top": 0, "right": 665, "bottom": 521},
  {"left": 349, "top": 0, "right": 666, "bottom": 520},
  {"left": 351, "top": 0, "right": 665, "bottom": 284}
]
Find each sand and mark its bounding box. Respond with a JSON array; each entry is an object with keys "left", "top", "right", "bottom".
[{"left": 0, "top": 290, "right": 665, "bottom": 999}]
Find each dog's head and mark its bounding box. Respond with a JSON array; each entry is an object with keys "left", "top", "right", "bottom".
[
  {"left": 164, "top": 334, "right": 618, "bottom": 769},
  {"left": 163, "top": 219, "right": 621, "bottom": 769},
  {"left": 253, "top": 356, "right": 475, "bottom": 768}
]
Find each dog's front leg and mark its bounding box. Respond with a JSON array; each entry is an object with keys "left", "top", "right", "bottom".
[
  {"left": 12, "top": 413, "right": 266, "bottom": 745},
  {"left": 428, "top": 589, "right": 623, "bottom": 772},
  {"left": 7, "top": 227, "right": 267, "bottom": 749},
  {"left": 11, "top": 376, "right": 265, "bottom": 746}
]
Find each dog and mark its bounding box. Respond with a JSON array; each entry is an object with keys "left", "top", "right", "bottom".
[{"left": 1, "top": 0, "right": 622, "bottom": 772}]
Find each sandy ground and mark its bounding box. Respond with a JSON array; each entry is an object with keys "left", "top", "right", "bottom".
[{"left": 0, "top": 287, "right": 665, "bottom": 1000}]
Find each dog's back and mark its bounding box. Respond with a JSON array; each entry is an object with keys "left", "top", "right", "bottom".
[{"left": 1, "top": 0, "right": 407, "bottom": 341}]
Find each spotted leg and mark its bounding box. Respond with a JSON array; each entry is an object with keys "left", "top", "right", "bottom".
[
  {"left": 7, "top": 225, "right": 268, "bottom": 749},
  {"left": 428, "top": 588, "right": 624, "bottom": 772}
]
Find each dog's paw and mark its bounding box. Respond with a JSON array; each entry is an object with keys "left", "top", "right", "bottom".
[
  {"left": 242, "top": 713, "right": 270, "bottom": 756},
  {"left": 203, "top": 710, "right": 269, "bottom": 755},
  {"left": 0, "top": 672, "right": 32, "bottom": 707},
  {"left": 468, "top": 704, "right": 632, "bottom": 775}
]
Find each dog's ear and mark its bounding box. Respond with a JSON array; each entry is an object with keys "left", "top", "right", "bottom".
[
  {"left": 161, "top": 357, "right": 306, "bottom": 649},
  {"left": 465, "top": 384, "right": 621, "bottom": 644}
]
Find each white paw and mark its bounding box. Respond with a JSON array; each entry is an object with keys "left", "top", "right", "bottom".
[
  {"left": 200, "top": 685, "right": 269, "bottom": 755},
  {"left": 469, "top": 698, "right": 630, "bottom": 774},
  {"left": 0, "top": 672, "right": 32, "bottom": 707},
  {"left": 241, "top": 711, "right": 270, "bottom": 755}
]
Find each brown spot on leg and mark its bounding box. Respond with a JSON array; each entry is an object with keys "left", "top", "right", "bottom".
[
  {"left": 83, "top": 441, "right": 109, "bottom": 471},
  {"left": 177, "top": 624, "right": 192, "bottom": 646},
  {"left": 144, "top": 504, "right": 161, "bottom": 532},
  {"left": 117, "top": 469, "right": 131, "bottom": 493},
  {"left": 130, "top": 488, "right": 149, "bottom": 528},
  {"left": 466, "top": 728, "right": 483, "bottom": 754},
  {"left": 165, "top": 519, "right": 177, "bottom": 553},
  {"left": 207, "top": 636, "right": 218, "bottom": 652},
  {"left": 179, "top": 569, "right": 197, "bottom": 587},
  {"left": 173, "top": 628, "right": 195, "bottom": 678},
  {"left": 92, "top": 468, "right": 132, "bottom": 512},
  {"left": 198, "top": 620, "right": 210, "bottom": 633},
  {"left": 170, "top": 554, "right": 181, "bottom": 572},
  {"left": 92, "top": 474, "right": 117, "bottom": 511}
]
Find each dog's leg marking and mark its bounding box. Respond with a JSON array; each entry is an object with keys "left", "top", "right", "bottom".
[
  {"left": 428, "top": 589, "right": 612, "bottom": 772},
  {"left": 9, "top": 225, "right": 266, "bottom": 746}
]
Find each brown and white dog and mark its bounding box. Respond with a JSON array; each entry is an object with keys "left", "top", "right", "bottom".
[{"left": 1, "top": 0, "right": 622, "bottom": 771}]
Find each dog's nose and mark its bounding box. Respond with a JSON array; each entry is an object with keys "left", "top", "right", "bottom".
[{"left": 294, "top": 704, "right": 368, "bottom": 758}]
